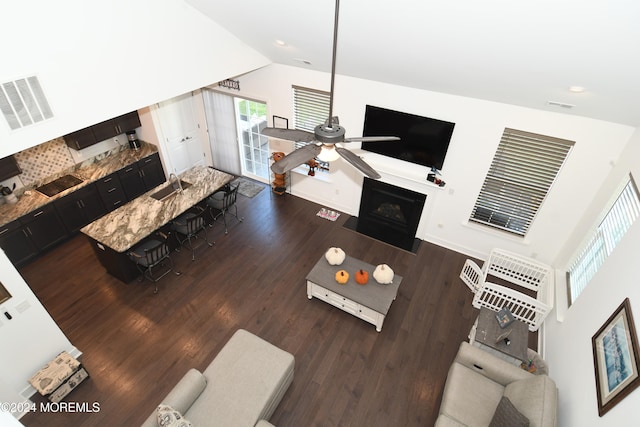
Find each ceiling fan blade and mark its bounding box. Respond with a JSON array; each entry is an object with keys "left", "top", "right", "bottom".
[
  {"left": 262, "top": 127, "right": 315, "bottom": 142},
  {"left": 335, "top": 146, "right": 381, "bottom": 179},
  {"left": 271, "top": 144, "right": 322, "bottom": 174},
  {"left": 344, "top": 136, "right": 401, "bottom": 143}
]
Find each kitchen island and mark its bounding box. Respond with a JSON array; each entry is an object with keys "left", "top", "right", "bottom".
[{"left": 81, "top": 166, "right": 234, "bottom": 282}]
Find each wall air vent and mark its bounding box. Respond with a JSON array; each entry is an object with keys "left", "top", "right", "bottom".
[
  {"left": 0, "top": 76, "right": 53, "bottom": 130},
  {"left": 546, "top": 101, "right": 575, "bottom": 109}
]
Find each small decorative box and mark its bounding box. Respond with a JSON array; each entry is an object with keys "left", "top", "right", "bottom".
[{"left": 495, "top": 307, "right": 515, "bottom": 328}]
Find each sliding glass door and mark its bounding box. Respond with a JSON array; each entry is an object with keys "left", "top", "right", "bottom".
[{"left": 235, "top": 98, "right": 270, "bottom": 182}]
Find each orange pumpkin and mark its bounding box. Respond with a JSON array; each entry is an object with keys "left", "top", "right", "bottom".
[
  {"left": 335, "top": 270, "right": 349, "bottom": 284},
  {"left": 355, "top": 269, "right": 369, "bottom": 285}
]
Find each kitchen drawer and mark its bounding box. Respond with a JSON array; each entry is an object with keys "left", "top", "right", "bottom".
[{"left": 95, "top": 173, "right": 127, "bottom": 211}]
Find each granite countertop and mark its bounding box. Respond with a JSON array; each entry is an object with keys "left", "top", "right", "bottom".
[
  {"left": 81, "top": 166, "right": 234, "bottom": 253},
  {"left": 0, "top": 142, "right": 158, "bottom": 227}
]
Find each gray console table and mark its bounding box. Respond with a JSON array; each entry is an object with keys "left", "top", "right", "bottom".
[{"left": 306, "top": 255, "right": 402, "bottom": 332}]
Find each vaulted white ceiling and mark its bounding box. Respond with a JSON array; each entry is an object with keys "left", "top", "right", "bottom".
[{"left": 187, "top": 0, "right": 640, "bottom": 127}]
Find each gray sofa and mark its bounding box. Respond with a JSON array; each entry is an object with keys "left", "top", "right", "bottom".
[
  {"left": 436, "top": 341, "right": 557, "bottom": 427},
  {"left": 141, "top": 329, "right": 294, "bottom": 427}
]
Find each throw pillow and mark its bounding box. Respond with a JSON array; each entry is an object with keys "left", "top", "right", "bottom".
[
  {"left": 489, "top": 396, "right": 529, "bottom": 427},
  {"left": 156, "top": 404, "right": 193, "bottom": 427}
]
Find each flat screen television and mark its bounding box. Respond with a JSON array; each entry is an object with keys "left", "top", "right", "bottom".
[{"left": 361, "top": 105, "right": 455, "bottom": 170}]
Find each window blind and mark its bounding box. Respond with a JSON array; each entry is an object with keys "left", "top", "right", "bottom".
[
  {"left": 293, "top": 85, "right": 330, "bottom": 133},
  {"left": 292, "top": 85, "right": 331, "bottom": 171},
  {"left": 470, "top": 128, "right": 574, "bottom": 236},
  {"left": 568, "top": 177, "right": 640, "bottom": 303}
]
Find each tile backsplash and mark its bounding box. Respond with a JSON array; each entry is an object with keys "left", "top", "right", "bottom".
[
  {"left": 13, "top": 138, "right": 75, "bottom": 187},
  {"left": 9, "top": 136, "right": 127, "bottom": 194}
]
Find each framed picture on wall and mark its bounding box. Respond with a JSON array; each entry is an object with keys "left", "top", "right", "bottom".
[
  {"left": 273, "top": 116, "right": 289, "bottom": 129},
  {"left": 592, "top": 298, "right": 640, "bottom": 416},
  {"left": 0, "top": 281, "right": 11, "bottom": 305}
]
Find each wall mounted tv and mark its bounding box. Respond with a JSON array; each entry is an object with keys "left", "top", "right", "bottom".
[{"left": 361, "top": 105, "right": 455, "bottom": 170}]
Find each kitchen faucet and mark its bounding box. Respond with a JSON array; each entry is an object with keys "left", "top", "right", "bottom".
[{"left": 169, "top": 173, "right": 183, "bottom": 193}]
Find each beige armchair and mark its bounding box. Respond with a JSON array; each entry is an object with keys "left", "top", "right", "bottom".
[{"left": 436, "top": 341, "right": 557, "bottom": 427}]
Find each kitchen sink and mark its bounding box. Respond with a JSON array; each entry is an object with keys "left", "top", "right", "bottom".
[
  {"left": 149, "top": 180, "right": 192, "bottom": 201},
  {"left": 36, "top": 174, "right": 85, "bottom": 197}
]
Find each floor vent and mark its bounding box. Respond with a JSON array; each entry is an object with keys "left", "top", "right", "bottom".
[{"left": 0, "top": 76, "right": 53, "bottom": 130}]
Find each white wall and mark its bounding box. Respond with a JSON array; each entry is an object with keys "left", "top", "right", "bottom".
[
  {"left": 543, "top": 128, "right": 640, "bottom": 426},
  {"left": 233, "top": 63, "right": 635, "bottom": 263},
  {"left": 1, "top": 0, "right": 269, "bottom": 158},
  {"left": 0, "top": 249, "right": 77, "bottom": 418}
]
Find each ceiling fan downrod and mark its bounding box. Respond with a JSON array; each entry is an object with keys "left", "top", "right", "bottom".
[
  {"left": 314, "top": 0, "right": 345, "bottom": 144},
  {"left": 328, "top": 0, "right": 340, "bottom": 129}
]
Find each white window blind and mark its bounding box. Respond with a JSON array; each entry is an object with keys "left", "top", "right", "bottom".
[
  {"left": 568, "top": 177, "right": 640, "bottom": 303},
  {"left": 293, "top": 85, "right": 330, "bottom": 133},
  {"left": 470, "top": 128, "right": 574, "bottom": 236},
  {"left": 292, "top": 85, "right": 330, "bottom": 171}
]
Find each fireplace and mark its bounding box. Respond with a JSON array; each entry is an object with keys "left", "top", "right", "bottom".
[{"left": 351, "top": 178, "right": 426, "bottom": 252}]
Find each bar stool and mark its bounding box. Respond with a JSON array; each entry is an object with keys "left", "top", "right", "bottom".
[{"left": 127, "top": 232, "right": 180, "bottom": 293}]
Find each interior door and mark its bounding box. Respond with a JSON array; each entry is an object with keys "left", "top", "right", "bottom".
[{"left": 155, "top": 92, "right": 207, "bottom": 175}]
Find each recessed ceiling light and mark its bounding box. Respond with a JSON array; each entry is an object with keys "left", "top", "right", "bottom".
[
  {"left": 568, "top": 86, "right": 585, "bottom": 93},
  {"left": 275, "top": 40, "right": 287, "bottom": 46}
]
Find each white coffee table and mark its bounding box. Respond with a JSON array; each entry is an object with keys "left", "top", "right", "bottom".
[{"left": 306, "top": 255, "right": 402, "bottom": 332}]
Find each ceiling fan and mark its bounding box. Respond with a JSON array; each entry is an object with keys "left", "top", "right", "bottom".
[{"left": 262, "top": 0, "right": 399, "bottom": 180}]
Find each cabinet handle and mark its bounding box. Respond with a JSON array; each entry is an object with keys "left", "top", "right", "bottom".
[
  {"left": 113, "top": 200, "right": 122, "bottom": 206},
  {"left": 75, "top": 141, "right": 80, "bottom": 150},
  {"left": 124, "top": 167, "right": 134, "bottom": 173},
  {"left": 142, "top": 158, "right": 152, "bottom": 164},
  {"left": 33, "top": 210, "right": 44, "bottom": 217},
  {"left": 25, "top": 227, "right": 33, "bottom": 236},
  {"left": 103, "top": 177, "right": 113, "bottom": 183},
  {"left": 107, "top": 188, "right": 116, "bottom": 193}
]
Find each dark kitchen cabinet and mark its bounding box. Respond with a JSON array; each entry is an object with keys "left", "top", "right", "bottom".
[
  {"left": 118, "top": 152, "right": 165, "bottom": 200},
  {"left": 138, "top": 152, "right": 165, "bottom": 189},
  {"left": 0, "top": 204, "right": 69, "bottom": 266},
  {"left": 21, "top": 204, "right": 69, "bottom": 251},
  {"left": 63, "top": 127, "right": 97, "bottom": 150},
  {"left": 92, "top": 111, "right": 142, "bottom": 143},
  {"left": 0, "top": 155, "right": 22, "bottom": 181},
  {"left": 95, "top": 172, "right": 127, "bottom": 212},
  {"left": 54, "top": 183, "right": 106, "bottom": 233},
  {"left": 64, "top": 111, "right": 141, "bottom": 150},
  {"left": 118, "top": 163, "right": 147, "bottom": 201},
  {"left": 0, "top": 219, "right": 37, "bottom": 266}
]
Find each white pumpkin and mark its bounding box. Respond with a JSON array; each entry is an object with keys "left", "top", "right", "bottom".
[
  {"left": 373, "top": 264, "right": 394, "bottom": 284},
  {"left": 325, "top": 247, "right": 346, "bottom": 265}
]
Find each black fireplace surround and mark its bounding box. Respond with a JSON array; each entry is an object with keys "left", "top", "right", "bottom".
[{"left": 352, "top": 178, "right": 426, "bottom": 252}]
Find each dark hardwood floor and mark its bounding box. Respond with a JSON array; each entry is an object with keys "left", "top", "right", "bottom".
[{"left": 19, "top": 182, "right": 481, "bottom": 427}]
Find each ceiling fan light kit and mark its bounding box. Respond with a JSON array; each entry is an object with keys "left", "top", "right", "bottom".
[
  {"left": 262, "top": 0, "right": 399, "bottom": 180},
  {"left": 317, "top": 145, "right": 341, "bottom": 162}
]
